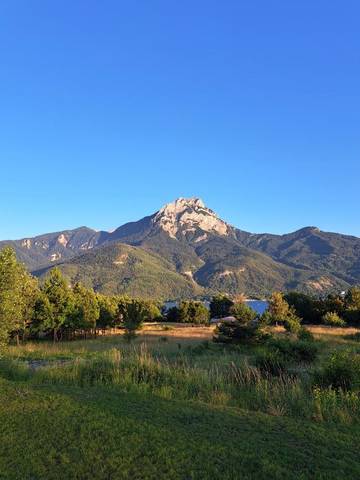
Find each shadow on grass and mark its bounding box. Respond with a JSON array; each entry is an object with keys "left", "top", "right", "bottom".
[{"left": 1, "top": 378, "right": 360, "bottom": 480}]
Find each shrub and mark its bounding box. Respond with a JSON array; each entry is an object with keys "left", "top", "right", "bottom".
[
  {"left": 165, "top": 306, "right": 179, "bottom": 322},
  {"left": 267, "top": 338, "right": 319, "bottom": 363},
  {"left": 254, "top": 349, "right": 287, "bottom": 376},
  {"left": 344, "top": 309, "right": 360, "bottom": 325},
  {"left": 191, "top": 340, "right": 211, "bottom": 355},
  {"left": 298, "top": 327, "right": 314, "bottom": 342},
  {"left": 0, "top": 359, "right": 32, "bottom": 381},
  {"left": 322, "top": 312, "right": 346, "bottom": 327},
  {"left": 283, "top": 314, "right": 302, "bottom": 334},
  {"left": 346, "top": 332, "right": 360, "bottom": 342},
  {"left": 314, "top": 351, "right": 360, "bottom": 391}
]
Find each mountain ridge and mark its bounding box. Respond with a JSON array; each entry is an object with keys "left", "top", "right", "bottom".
[{"left": 1, "top": 197, "right": 359, "bottom": 298}]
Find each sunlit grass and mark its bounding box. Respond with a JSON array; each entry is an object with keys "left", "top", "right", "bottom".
[{"left": 1, "top": 323, "right": 360, "bottom": 478}]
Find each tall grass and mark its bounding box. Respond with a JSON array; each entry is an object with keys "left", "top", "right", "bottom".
[{"left": 2, "top": 343, "right": 359, "bottom": 424}]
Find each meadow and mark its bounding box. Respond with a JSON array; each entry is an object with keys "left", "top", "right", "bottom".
[{"left": 1, "top": 324, "right": 360, "bottom": 479}]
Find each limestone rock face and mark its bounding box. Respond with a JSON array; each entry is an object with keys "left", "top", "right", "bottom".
[{"left": 153, "top": 197, "right": 230, "bottom": 239}]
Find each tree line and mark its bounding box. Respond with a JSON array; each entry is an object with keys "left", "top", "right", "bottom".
[
  {"left": 210, "top": 289, "right": 360, "bottom": 327},
  {"left": 211, "top": 289, "right": 360, "bottom": 344},
  {"left": 0, "top": 247, "right": 162, "bottom": 345},
  {"left": 1, "top": 246, "right": 360, "bottom": 346}
]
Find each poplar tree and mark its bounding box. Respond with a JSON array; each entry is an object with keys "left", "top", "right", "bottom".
[
  {"left": 42, "top": 268, "right": 72, "bottom": 342},
  {"left": 0, "top": 247, "right": 38, "bottom": 346}
]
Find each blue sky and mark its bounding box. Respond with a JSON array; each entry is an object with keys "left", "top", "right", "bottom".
[{"left": 1, "top": 0, "right": 359, "bottom": 239}]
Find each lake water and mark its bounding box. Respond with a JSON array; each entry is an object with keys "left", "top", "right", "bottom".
[
  {"left": 245, "top": 300, "right": 268, "bottom": 315},
  {"left": 164, "top": 299, "right": 268, "bottom": 315}
]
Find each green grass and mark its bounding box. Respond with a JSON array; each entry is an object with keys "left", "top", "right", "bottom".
[
  {"left": 1, "top": 329, "right": 360, "bottom": 478},
  {"left": 1, "top": 378, "right": 360, "bottom": 480}
]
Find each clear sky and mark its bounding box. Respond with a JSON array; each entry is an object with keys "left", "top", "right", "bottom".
[{"left": 1, "top": 0, "right": 359, "bottom": 240}]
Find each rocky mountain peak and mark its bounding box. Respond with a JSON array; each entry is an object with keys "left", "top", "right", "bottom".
[{"left": 153, "top": 197, "right": 230, "bottom": 239}]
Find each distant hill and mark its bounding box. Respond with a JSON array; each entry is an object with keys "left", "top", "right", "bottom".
[
  {"left": 35, "top": 243, "right": 201, "bottom": 299},
  {"left": 1, "top": 197, "right": 359, "bottom": 298}
]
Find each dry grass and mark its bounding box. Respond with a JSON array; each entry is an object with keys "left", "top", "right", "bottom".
[
  {"left": 5, "top": 323, "right": 359, "bottom": 363},
  {"left": 271, "top": 324, "right": 360, "bottom": 337},
  {"left": 306, "top": 325, "right": 360, "bottom": 336},
  {"left": 98, "top": 323, "right": 216, "bottom": 340},
  {"left": 62, "top": 323, "right": 360, "bottom": 343},
  {"left": 141, "top": 322, "right": 216, "bottom": 339}
]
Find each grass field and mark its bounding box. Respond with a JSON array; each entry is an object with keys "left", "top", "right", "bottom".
[{"left": 1, "top": 324, "right": 360, "bottom": 479}]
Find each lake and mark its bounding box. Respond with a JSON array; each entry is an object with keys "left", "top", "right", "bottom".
[
  {"left": 245, "top": 300, "right": 268, "bottom": 315},
  {"left": 164, "top": 299, "right": 268, "bottom": 315}
]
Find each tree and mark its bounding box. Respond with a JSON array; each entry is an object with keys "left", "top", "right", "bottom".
[
  {"left": 346, "top": 287, "right": 360, "bottom": 310},
  {"left": 214, "top": 303, "right": 265, "bottom": 344},
  {"left": 176, "top": 301, "right": 209, "bottom": 325},
  {"left": 0, "top": 247, "right": 39, "bottom": 346},
  {"left": 97, "top": 294, "right": 119, "bottom": 332},
  {"left": 267, "top": 292, "right": 302, "bottom": 333},
  {"left": 122, "top": 299, "right": 148, "bottom": 340},
  {"left": 142, "top": 300, "right": 162, "bottom": 322},
  {"left": 15, "top": 270, "right": 39, "bottom": 343},
  {"left": 187, "top": 301, "right": 209, "bottom": 325},
  {"left": 210, "top": 294, "right": 234, "bottom": 319},
  {"left": 344, "top": 287, "right": 360, "bottom": 324},
  {"left": 117, "top": 295, "right": 132, "bottom": 325},
  {"left": 268, "top": 292, "right": 290, "bottom": 323},
  {"left": 0, "top": 247, "right": 23, "bottom": 346},
  {"left": 42, "top": 268, "right": 72, "bottom": 342},
  {"left": 71, "top": 283, "right": 100, "bottom": 337},
  {"left": 31, "top": 293, "right": 53, "bottom": 336},
  {"left": 166, "top": 306, "right": 180, "bottom": 322},
  {"left": 229, "top": 302, "right": 257, "bottom": 323},
  {"left": 284, "top": 292, "right": 319, "bottom": 324}
]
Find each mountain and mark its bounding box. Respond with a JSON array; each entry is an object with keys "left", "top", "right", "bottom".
[
  {"left": 234, "top": 226, "right": 360, "bottom": 288},
  {"left": 42, "top": 242, "right": 201, "bottom": 299},
  {"left": 1, "top": 197, "right": 359, "bottom": 298},
  {"left": 0, "top": 227, "right": 102, "bottom": 271}
]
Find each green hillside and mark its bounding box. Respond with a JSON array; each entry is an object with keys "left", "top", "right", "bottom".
[{"left": 37, "top": 243, "right": 203, "bottom": 299}]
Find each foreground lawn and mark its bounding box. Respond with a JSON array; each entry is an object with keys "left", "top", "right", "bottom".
[
  {"left": 2, "top": 325, "right": 360, "bottom": 479},
  {"left": 0, "top": 378, "right": 360, "bottom": 480}
]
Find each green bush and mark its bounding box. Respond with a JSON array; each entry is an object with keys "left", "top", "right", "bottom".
[
  {"left": 298, "top": 327, "right": 314, "bottom": 342},
  {"left": 267, "top": 338, "right": 319, "bottom": 363},
  {"left": 254, "top": 349, "right": 287, "bottom": 376},
  {"left": 322, "top": 312, "right": 346, "bottom": 327},
  {"left": 314, "top": 351, "right": 360, "bottom": 391},
  {"left": 214, "top": 319, "right": 267, "bottom": 345},
  {"left": 0, "top": 359, "right": 31, "bottom": 381},
  {"left": 346, "top": 332, "right": 360, "bottom": 341},
  {"left": 283, "top": 315, "right": 302, "bottom": 334}
]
